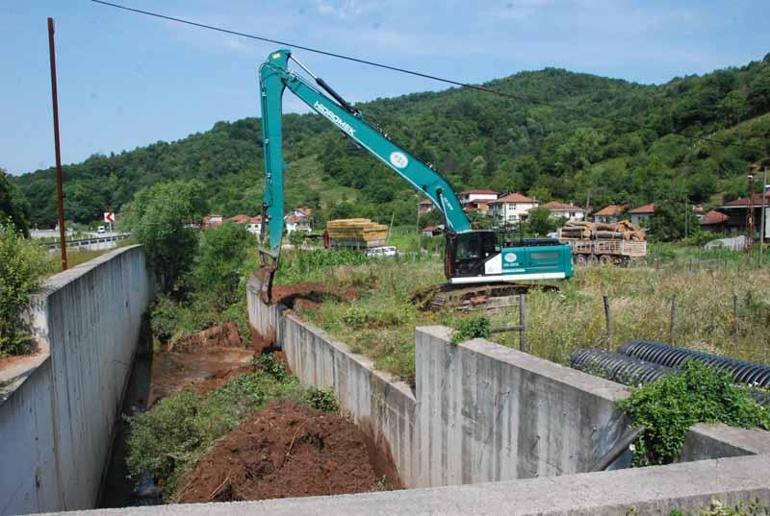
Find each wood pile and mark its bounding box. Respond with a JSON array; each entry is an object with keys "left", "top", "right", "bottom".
[
  {"left": 326, "top": 218, "right": 389, "bottom": 243},
  {"left": 560, "top": 220, "right": 645, "bottom": 241}
]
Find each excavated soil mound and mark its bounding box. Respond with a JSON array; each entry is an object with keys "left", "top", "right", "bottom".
[
  {"left": 175, "top": 402, "right": 386, "bottom": 503},
  {"left": 272, "top": 283, "right": 357, "bottom": 309},
  {"left": 172, "top": 321, "right": 243, "bottom": 352}
]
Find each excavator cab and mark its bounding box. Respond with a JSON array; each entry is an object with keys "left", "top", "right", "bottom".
[{"left": 444, "top": 230, "right": 498, "bottom": 278}]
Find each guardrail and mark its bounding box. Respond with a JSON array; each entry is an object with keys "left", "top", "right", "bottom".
[{"left": 42, "top": 233, "right": 131, "bottom": 251}]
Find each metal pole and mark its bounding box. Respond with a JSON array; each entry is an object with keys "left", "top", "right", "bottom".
[
  {"left": 48, "top": 17, "right": 67, "bottom": 270},
  {"left": 603, "top": 294, "right": 612, "bottom": 349},
  {"left": 761, "top": 166, "right": 768, "bottom": 259},
  {"left": 747, "top": 171, "right": 755, "bottom": 255},
  {"left": 518, "top": 293, "right": 527, "bottom": 352}
]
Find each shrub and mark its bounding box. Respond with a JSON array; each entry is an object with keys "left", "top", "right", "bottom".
[
  {"left": 304, "top": 387, "right": 340, "bottom": 413},
  {"left": 617, "top": 361, "right": 770, "bottom": 466},
  {"left": 253, "top": 353, "right": 289, "bottom": 382},
  {"left": 192, "top": 222, "right": 252, "bottom": 310},
  {"left": 0, "top": 224, "right": 50, "bottom": 355},
  {"left": 451, "top": 316, "right": 491, "bottom": 344}
]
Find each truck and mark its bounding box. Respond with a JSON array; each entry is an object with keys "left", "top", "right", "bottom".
[
  {"left": 558, "top": 220, "right": 647, "bottom": 265},
  {"left": 255, "top": 49, "right": 574, "bottom": 305}
]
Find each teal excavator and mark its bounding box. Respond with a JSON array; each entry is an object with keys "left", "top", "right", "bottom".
[{"left": 257, "top": 49, "right": 572, "bottom": 306}]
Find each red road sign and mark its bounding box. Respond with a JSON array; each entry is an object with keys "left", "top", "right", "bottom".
[{"left": 103, "top": 212, "right": 115, "bottom": 224}]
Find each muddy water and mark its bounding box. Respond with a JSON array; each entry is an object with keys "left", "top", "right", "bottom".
[{"left": 98, "top": 343, "right": 255, "bottom": 507}]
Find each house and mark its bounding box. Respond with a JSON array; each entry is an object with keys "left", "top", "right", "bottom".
[
  {"left": 285, "top": 213, "right": 311, "bottom": 234},
  {"left": 459, "top": 189, "right": 499, "bottom": 205},
  {"left": 700, "top": 210, "right": 729, "bottom": 234},
  {"left": 229, "top": 214, "right": 262, "bottom": 236},
  {"left": 229, "top": 214, "right": 252, "bottom": 225},
  {"left": 719, "top": 191, "right": 770, "bottom": 238},
  {"left": 202, "top": 214, "right": 223, "bottom": 229},
  {"left": 422, "top": 225, "right": 442, "bottom": 237},
  {"left": 464, "top": 201, "right": 491, "bottom": 215},
  {"left": 540, "top": 201, "right": 585, "bottom": 222},
  {"left": 627, "top": 203, "right": 656, "bottom": 227},
  {"left": 417, "top": 199, "right": 434, "bottom": 214},
  {"left": 592, "top": 205, "right": 626, "bottom": 224},
  {"left": 488, "top": 193, "right": 539, "bottom": 224}
]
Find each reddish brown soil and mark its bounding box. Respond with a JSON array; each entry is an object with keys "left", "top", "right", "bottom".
[
  {"left": 175, "top": 402, "right": 397, "bottom": 503},
  {"left": 148, "top": 322, "right": 255, "bottom": 406},
  {"left": 271, "top": 283, "right": 357, "bottom": 309}
]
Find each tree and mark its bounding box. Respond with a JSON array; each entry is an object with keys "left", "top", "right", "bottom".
[
  {"left": 192, "top": 222, "right": 252, "bottom": 309},
  {"left": 0, "top": 223, "right": 51, "bottom": 355},
  {"left": 526, "top": 207, "right": 557, "bottom": 236},
  {"left": 121, "top": 180, "right": 207, "bottom": 292},
  {"left": 0, "top": 169, "right": 31, "bottom": 236},
  {"left": 648, "top": 200, "right": 687, "bottom": 242}
]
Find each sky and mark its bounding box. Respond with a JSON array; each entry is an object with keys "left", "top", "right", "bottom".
[{"left": 1, "top": 0, "right": 768, "bottom": 175}]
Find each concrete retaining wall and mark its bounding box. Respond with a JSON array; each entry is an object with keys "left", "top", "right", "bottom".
[
  {"left": 0, "top": 246, "right": 153, "bottom": 515},
  {"left": 247, "top": 277, "right": 631, "bottom": 488}
]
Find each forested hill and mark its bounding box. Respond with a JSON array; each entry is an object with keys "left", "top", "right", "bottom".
[{"left": 13, "top": 53, "right": 770, "bottom": 228}]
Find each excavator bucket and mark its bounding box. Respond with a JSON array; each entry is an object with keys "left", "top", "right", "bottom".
[{"left": 257, "top": 250, "right": 278, "bottom": 304}]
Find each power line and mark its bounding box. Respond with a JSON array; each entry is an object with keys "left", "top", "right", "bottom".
[
  {"left": 90, "top": 0, "right": 538, "bottom": 104},
  {"left": 91, "top": 0, "right": 763, "bottom": 152}
]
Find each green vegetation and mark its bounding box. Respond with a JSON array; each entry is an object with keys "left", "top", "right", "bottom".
[
  {"left": 121, "top": 180, "right": 207, "bottom": 291},
  {"left": 292, "top": 247, "right": 770, "bottom": 384},
  {"left": 618, "top": 362, "right": 770, "bottom": 466},
  {"left": 1, "top": 168, "right": 31, "bottom": 236},
  {"left": 0, "top": 223, "right": 51, "bottom": 356},
  {"left": 11, "top": 55, "right": 770, "bottom": 236},
  {"left": 126, "top": 355, "right": 335, "bottom": 499},
  {"left": 451, "top": 316, "right": 491, "bottom": 344}
]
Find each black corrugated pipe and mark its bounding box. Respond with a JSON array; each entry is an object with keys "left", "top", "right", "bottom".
[
  {"left": 569, "top": 349, "right": 674, "bottom": 386},
  {"left": 619, "top": 340, "right": 770, "bottom": 389}
]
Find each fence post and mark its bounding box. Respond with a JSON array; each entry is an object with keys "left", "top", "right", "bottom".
[
  {"left": 669, "top": 295, "right": 677, "bottom": 343},
  {"left": 732, "top": 293, "right": 739, "bottom": 342},
  {"left": 518, "top": 293, "right": 527, "bottom": 352},
  {"left": 603, "top": 294, "right": 612, "bottom": 349}
]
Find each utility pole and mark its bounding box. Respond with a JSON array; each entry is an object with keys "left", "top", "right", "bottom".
[
  {"left": 761, "top": 166, "right": 768, "bottom": 260},
  {"left": 47, "top": 17, "right": 67, "bottom": 270},
  {"left": 746, "top": 170, "right": 756, "bottom": 255}
]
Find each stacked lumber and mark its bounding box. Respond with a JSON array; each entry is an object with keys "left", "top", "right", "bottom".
[
  {"left": 561, "top": 220, "right": 645, "bottom": 241},
  {"left": 326, "top": 218, "right": 388, "bottom": 243}
]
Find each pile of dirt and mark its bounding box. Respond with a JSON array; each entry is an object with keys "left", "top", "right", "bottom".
[
  {"left": 148, "top": 322, "right": 255, "bottom": 406},
  {"left": 175, "top": 402, "right": 396, "bottom": 503},
  {"left": 271, "top": 283, "right": 357, "bottom": 310}
]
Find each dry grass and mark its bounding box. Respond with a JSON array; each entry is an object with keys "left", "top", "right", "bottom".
[{"left": 293, "top": 249, "right": 770, "bottom": 383}]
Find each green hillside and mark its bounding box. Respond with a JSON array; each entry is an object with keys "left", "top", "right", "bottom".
[{"left": 12, "top": 53, "right": 770, "bottom": 228}]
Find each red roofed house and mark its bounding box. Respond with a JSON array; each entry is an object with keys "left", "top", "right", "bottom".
[
  {"left": 540, "top": 201, "right": 585, "bottom": 222},
  {"left": 229, "top": 214, "right": 262, "bottom": 235},
  {"left": 592, "top": 205, "right": 626, "bottom": 224},
  {"left": 202, "top": 214, "right": 223, "bottom": 229},
  {"left": 627, "top": 203, "right": 656, "bottom": 227},
  {"left": 230, "top": 214, "right": 251, "bottom": 224},
  {"left": 720, "top": 190, "right": 770, "bottom": 237},
  {"left": 489, "top": 193, "right": 539, "bottom": 224},
  {"left": 700, "top": 210, "right": 729, "bottom": 234}
]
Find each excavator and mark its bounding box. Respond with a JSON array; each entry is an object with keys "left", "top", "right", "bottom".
[{"left": 257, "top": 49, "right": 573, "bottom": 307}]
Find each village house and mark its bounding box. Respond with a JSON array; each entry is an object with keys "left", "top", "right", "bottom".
[
  {"left": 229, "top": 214, "right": 262, "bottom": 236},
  {"left": 540, "top": 201, "right": 585, "bottom": 222},
  {"left": 202, "top": 214, "right": 223, "bottom": 229},
  {"left": 488, "top": 193, "right": 539, "bottom": 224},
  {"left": 417, "top": 198, "right": 434, "bottom": 214},
  {"left": 719, "top": 191, "right": 770, "bottom": 238},
  {"left": 592, "top": 204, "right": 626, "bottom": 224},
  {"left": 627, "top": 203, "right": 656, "bottom": 227},
  {"left": 700, "top": 210, "right": 729, "bottom": 234},
  {"left": 459, "top": 189, "right": 499, "bottom": 205},
  {"left": 284, "top": 213, "right": 312, "bottom": 233}
]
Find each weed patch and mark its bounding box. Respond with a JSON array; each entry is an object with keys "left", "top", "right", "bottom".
[{"left": 617, "top": 361, "right": 770, "bottom": 466}]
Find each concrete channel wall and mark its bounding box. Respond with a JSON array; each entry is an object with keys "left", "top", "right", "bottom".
[
  {"left": 247, "top": 276, "right": 631, "bottom": 488},
  {"left": 0, "top": 246, "right": 153, "bottom": 516}
]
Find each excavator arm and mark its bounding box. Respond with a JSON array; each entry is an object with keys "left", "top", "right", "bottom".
[
  {"left": 257, "top": 49, "right": 573, "bottom": 304},
  {"left": 259, "top": 48, "right": 470, "bottom": 261}
]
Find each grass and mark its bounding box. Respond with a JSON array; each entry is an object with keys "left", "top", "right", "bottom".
[{"left": 289, "top": 245, "right": 770, "bottom": 384}]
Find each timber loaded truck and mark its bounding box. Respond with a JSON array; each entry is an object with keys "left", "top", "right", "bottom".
[
  {"left": 558, "top": 220, "right": 647, "bottom": 265},
  {"left": 256, "top": 49, "right": 574, "bottom": 306}
]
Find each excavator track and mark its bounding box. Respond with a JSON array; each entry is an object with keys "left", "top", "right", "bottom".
[{"left": 412, "top": 282, "right": 560, "bottom": 312}]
